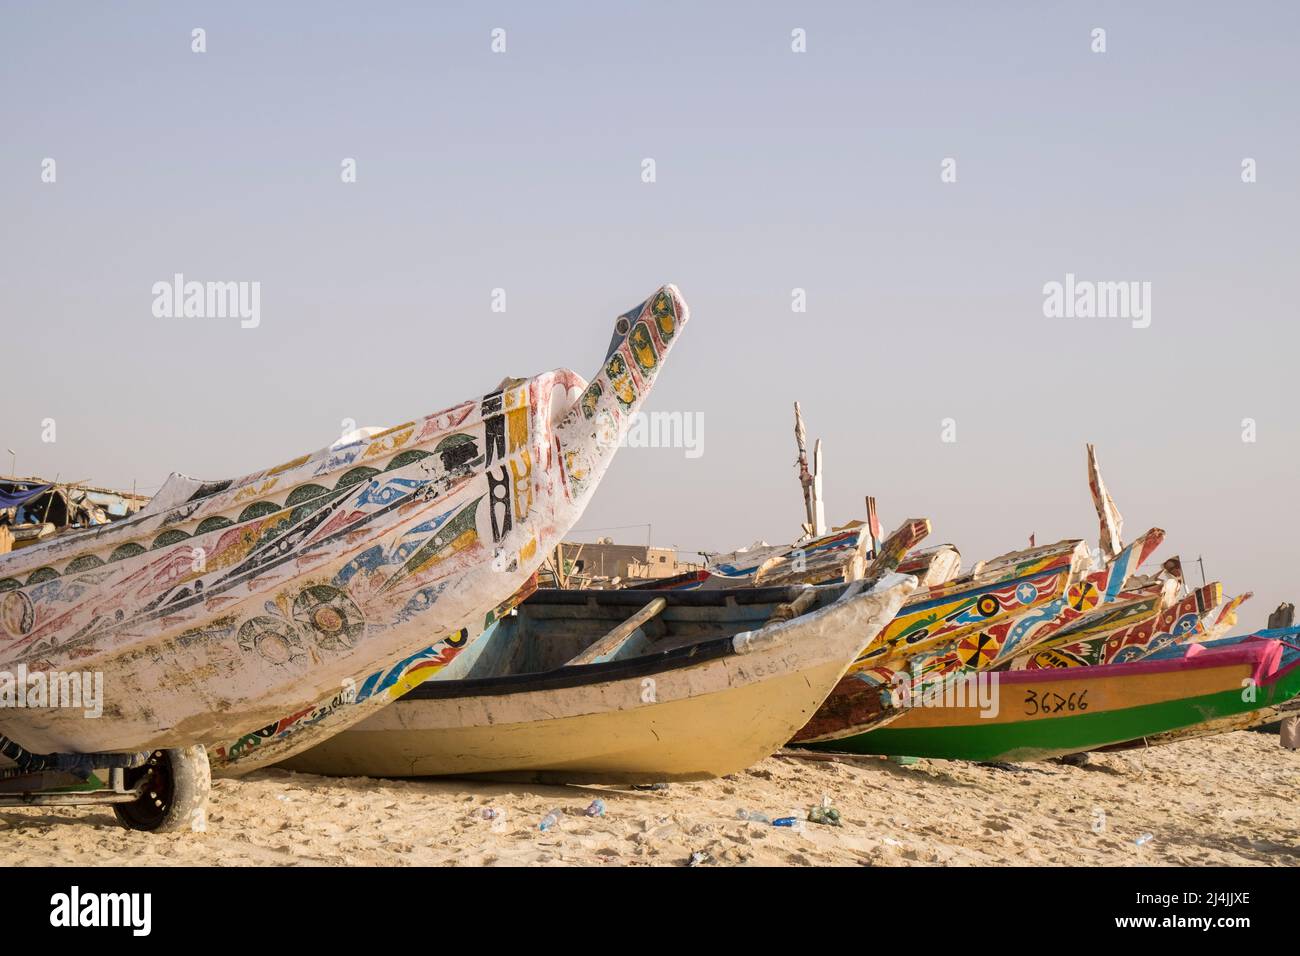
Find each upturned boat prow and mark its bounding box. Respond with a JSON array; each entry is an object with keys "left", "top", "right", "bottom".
[{"left": 0, "top": 286, "right": 692, "bottom": 792}]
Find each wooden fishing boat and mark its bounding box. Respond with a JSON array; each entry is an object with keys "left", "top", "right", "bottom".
[
  {"left": 790, "top": 529, "right": 1164, "bottom": 746},
  {"left": 216, "top": 519, "right": 925, "bottom": 777},
  {"left": 799, "top": 636, "right": 1300, "bottom": 762},
  {"left": 0, "top": 285, "right": 691, "bottom": 772},
  {"left": 279, "top": 575, "right": 917, "bottom": 783}
]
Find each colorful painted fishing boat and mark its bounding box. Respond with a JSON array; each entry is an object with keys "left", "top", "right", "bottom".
[
  {"left": 0, "top": 285, "right": 690, "bottom": 776},
  {"left": 800, "top": 635, "right": 1300, "bottom": 762},
  {"left": 789, "top": 529, "right": 1163, "bottom": 747},
  {"left": 279, "top": 575, "right": 917, "bottom": 783}
]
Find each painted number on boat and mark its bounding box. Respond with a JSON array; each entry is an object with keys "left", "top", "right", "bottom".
[
  {"left": 735, "top": 654, "right": 799, "bottom": 682},
  {"left": 1022, "top": 688, "right": 1089, "bottom": 716}
]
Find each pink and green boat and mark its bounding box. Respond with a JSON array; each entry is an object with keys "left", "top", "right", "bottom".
[{"left": 798, "top": 634, "right": 1300, "bottom": 762}]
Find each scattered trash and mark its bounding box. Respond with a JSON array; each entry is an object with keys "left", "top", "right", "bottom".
[
  {"left": 539, "top": 809, "right": 563, "bottom": 832},
  {"left": 480, "top": 807, "right": 501, "bottom": 821},
  {"left": 634, "top": 782, "right": 670, "bottom": 792},
  {"left": 805, "top": 794, "right": 842, "bottom": 828},
  {"left": 891, "top": 755, "right": 920, "bottom": 766},
  {"left": 882, "top": 837, "right": 903, "bottom": 847},
  {"left": 736, "top": 809, "right": 771, "bottom": 823},
  {"left": 687, "top": 850, "right": 711, "bottom": 867},
  {"left": 808, "top": 806, "right": 842, "bottom": 827},
  {"left": 584, "top": 798, "right": 606, "bottom": 818},
  {"left": 1135, "top": 833, "right": 1154, "bottom": 847},
  {"left": 772, "top": 817, "right": 799, "bottom": 828}
]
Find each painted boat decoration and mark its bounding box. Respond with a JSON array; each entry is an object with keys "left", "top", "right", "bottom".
[
  {"left": 279, "top": 575, "right": 917, "bottom": 783},
  {"left": 0, "top": 285, "right": 691, "bottom": 763},
  {"left": 210, "top": 576, "right": 538, "bottom": 775},
  {"left": 1184, "top": 592, "right": 1253, "bottom": 645},
  {"left": 789, "top": 529, "right": 1163, "bottom": 747},
  {"left": 908, "top": 529, "right": 1167, "bottom": 681},
  {"left": 1002, "top": 582, "right": 1174, "bottom": 658},
  {"left": 799, "top": 636, "right": 1300, "bottom": 762},
  {"left": 1006, "top": 584, "right": 1240, "bottom": 671},
  {"left": 854, "top": 537, "right": 1093, "bottom": 667},
  {"left": 1019, "top": 582, "right": 1224, "bottom": 669}
]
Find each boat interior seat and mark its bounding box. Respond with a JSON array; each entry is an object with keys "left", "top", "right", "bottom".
[
  {"left": 442, "top": 586, "right": 844, "bottom": 680},
  {"left": 450, "top": 599, "right": 777, "bottom": 679}
]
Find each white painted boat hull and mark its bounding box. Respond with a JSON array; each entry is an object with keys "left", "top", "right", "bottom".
[{"left": 0, "top": 287, "right": 690, "bottom": 762}]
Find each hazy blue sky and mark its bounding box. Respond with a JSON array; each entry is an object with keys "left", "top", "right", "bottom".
[{"left": 3, "top": 2, "right": 1297, "bottom": 628}]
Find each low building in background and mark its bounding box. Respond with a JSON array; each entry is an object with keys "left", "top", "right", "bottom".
[{"left": 560, "top": 538, "right": 700, "bottom": 587}]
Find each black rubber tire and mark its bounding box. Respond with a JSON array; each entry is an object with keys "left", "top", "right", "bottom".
[{"left": 112, "top": 745, "right": 211, "bottom": 833}]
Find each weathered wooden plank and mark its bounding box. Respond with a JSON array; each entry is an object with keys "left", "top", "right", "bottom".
[{"left": 565, "top": 597, "right": 668, "bottom": 666}]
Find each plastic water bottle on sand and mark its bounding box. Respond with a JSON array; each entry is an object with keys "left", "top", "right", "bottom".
[{"left": 539, "top": 809, "right": 562, "bottom": 832}]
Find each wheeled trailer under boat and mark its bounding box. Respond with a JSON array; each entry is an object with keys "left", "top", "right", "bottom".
[{"left": 0, "top": 738, "right": 209, "bottom": 832}]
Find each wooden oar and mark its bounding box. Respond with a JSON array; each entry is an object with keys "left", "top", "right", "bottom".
[
  {"left": 766, "top": 588, "right": 816, "bottom": 625},
  {"left": 565, "top": 597, "right": 667, "bottom": 666}
]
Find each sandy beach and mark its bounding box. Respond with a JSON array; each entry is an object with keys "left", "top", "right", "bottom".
[{"left": 3, "top": 731, "right": 1295, "bottom": 867}]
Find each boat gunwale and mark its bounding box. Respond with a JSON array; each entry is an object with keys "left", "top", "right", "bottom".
[
  {"left": 399, "top": 581, "right": 880, "bottom": 701},
  {"left": 989, "top": 638, "right": 1285, "bottom": 687},
  {"left": 400, "top": 635, "right": 738, "bottom": 700},
  {"left": 530, "top": 583, "right": 827, "bottom": 608}
]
